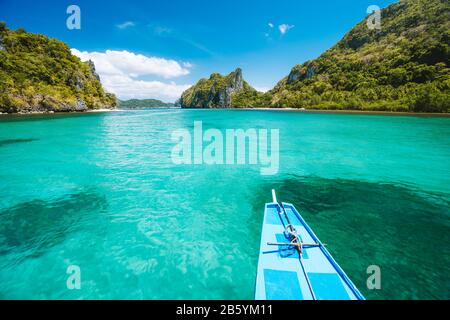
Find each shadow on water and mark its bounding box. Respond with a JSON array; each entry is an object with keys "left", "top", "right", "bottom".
[
  {"left": 0, "top": 138, "right": 39, "bottom": 147},
  {"left": 0, "top": 112, "right": 105, "bottom": 123},
  {"left": 250, "top": 175, "right": 450, "bottom": 300},
  {"left": 0, "top": 190, "right": 107, "bottom": 261}
]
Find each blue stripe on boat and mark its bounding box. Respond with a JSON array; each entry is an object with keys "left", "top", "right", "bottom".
[
  {"left": 307, "top": 273, "right": 350, "bottom": 300},
  {"left": 263, "top": 269, "right": 303, "bottom": 300},
  {"left": 265, "top": 206, "right": 281, "bottom": 225}
]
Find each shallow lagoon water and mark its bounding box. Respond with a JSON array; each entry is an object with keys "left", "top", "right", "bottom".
[{"left": 0, "top": 109, "right": 449, "bottom": 299}]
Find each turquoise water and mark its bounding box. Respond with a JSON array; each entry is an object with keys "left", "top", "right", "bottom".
[{"left": 0, "top": 109, "right": 449, "bottom": 300}]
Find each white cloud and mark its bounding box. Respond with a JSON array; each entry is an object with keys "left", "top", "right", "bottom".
[
  {"left": 101, "top": 74, "right": 191, "bottom": 101},
  {"left": 254, "top": 86, "right": 271, "bottom": 93},
  {"left": 153, "top": 26, "right": 172, "bottom": 35},
  {"left": 71, "top": 49, "right": 192, "bottom": 102},
  {"left": 278, "top": 24, "right": 295, "bottom": 35},
  {"left": 116, "top": 21, "right": 135, "bottom": 29},
  {"left": 71, "top": 49, "right": 190, "bottom": 79}
]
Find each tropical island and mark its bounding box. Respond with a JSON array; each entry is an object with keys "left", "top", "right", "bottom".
[
  {"left": 0, "top": 22, "right": 116, "bottom": 114},
  {"left": 0, "top": 0, "right": 449, "bottom": 114},
  {"left": 179, "top": 0, "right": 449, "bottom": 112}
]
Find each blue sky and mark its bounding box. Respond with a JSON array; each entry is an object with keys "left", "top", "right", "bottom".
[{"left": 0, "top": 0, "right": 397, "bottom": 101}]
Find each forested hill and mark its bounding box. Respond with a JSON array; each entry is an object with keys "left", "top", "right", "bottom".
[
  {"left": 227, "top": 0, "right": 450, "bottom": 112},
  {"left": 119, "top": 99, "right": 175, "bottom": 109},
  {"left": 179, "top": 68, "right": 257, "bottom": 108},
  {"left": 0, "top": 22, "right": 116, "bottom": 113}
]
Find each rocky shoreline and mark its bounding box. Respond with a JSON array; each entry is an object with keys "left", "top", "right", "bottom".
[
  {"left": 0, "top": 108, "right": 116, "bottom": 115},
  {"left": 232, "top": 108, "right": 450, "bottom": 117}
]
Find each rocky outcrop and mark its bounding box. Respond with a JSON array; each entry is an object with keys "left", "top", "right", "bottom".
[
  {"left": 0, "top": 22, "right": 4, "bottom": 51},
  {"left": 86, "top": 60, "right": 100, "bottom": 81},
  {"left": 1, "top": 94, "right": 90, "bottom": 114},
  {"left": 0, "top": 35, "right": 4, "bottom": 51},
  {"left": 179, "top": 68, "right": 255, "bottom": 108},
  {"left": 287, "top": 62, "right": 316, "bottom": 84}
]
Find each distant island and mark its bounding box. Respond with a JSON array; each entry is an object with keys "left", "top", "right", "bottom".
[
  {"left": 180, "top": 0, "right": 449, "bottom": 112},
  {"left": 118, "top": 99, "right": 175, "bottom": 109}
]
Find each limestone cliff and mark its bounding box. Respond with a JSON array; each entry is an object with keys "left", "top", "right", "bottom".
[{"left": 179, "top": 68, "right": 256, "bottom": 108}]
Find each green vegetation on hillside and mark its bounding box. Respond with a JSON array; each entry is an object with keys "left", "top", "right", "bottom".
[
  {"left": 180, "top": 68, "right": 256, "bottom": 108},
  {"left": 119, "top": 99, "right": 175, "bottom": 109},
  {"left": 0, "top": 22, "right": 116, "bottom": 113},
  {"left": 223, "top": 0, "right": 450, "bottom": 112}
]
